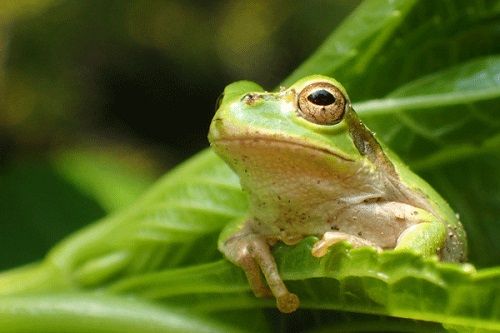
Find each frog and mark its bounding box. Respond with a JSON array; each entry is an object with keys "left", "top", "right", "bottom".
[{"left": 208, "top": 75, "right": 467, "bottom": 313}]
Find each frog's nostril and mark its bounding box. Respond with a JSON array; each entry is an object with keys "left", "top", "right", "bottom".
[{"left": 241, "top": 93, "right": 261, "bottom": 106}]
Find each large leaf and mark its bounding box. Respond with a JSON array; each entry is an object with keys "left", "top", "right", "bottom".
[
  {"left": 285, "top": 0, "right": 500, "bottom": 100},
  {"left": 52, "top": 147, "right": 158, "bottom": 212},
  {"left": 356, "top": 56, "right": 500, "bottom": 165},
  {"left": 43, "top": 150, "right": 244, "bottom": 288},
  {"left": 0, "top": 1, "right": 499, "bottom": 332},
  {"left": 105, "top": 241, "right": 500, "bottom": 332},
  {"left": 284, "top": 0, "right": 419, "bottom": 87},
  {"left": 0, "top": 293, "right": 247, "bottom": 333}
]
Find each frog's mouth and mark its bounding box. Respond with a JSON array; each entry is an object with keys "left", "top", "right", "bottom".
[{"left": 214, "top": 136, "right": 355, "bottom": 162}]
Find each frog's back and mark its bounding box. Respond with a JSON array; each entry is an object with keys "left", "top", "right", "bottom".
[{"left": 346, "top": 110, "right": 466, "bottom": 262}]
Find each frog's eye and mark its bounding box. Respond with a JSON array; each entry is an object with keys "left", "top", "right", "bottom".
[
  {"left": 214, "top": 92, "right": 224, "bottom": 111},
  {"left": 297, "top": 82, "right": 347, "bottom": 125}
]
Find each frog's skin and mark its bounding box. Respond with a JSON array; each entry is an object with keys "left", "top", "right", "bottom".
[{"left": 208, "top": 75, "right": 467, "bottom": 313}]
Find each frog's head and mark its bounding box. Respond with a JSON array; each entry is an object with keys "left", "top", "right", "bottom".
[
  {"left": 208, "top": 75, "right": 361, "bottom": 167},
  {"left": 208, "top": 75, "right": 372, "bottom": 226}
]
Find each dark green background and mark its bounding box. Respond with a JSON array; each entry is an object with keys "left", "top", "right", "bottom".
[{"left": 0, "top": 0, "right": 360, "bottom": 269}]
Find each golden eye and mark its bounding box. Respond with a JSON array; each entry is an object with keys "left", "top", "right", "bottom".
[{"left": 297, "top": 82, "right": 347, "bottom": 125}]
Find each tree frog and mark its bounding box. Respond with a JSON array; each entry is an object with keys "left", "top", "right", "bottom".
[{"left": 208, "top": 75, "right": 467, "bottom": 313}]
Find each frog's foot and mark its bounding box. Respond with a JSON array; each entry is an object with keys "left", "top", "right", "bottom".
[
  {"left": 311, "top": 231, "right": 381, "bottom": 257},
  {"left": 222, "top": 234, "right": 299, "bottom": 313}
]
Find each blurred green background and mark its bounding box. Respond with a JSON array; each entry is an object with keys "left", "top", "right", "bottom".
[{"left": 0, "top": 0, "right": 360, "bottom": 269}]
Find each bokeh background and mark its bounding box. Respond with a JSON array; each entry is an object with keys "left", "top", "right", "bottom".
[{"left": 0, "top": 0, "right": 361, "bottom": 270}]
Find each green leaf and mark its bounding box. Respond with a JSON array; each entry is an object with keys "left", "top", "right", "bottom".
[
  {"left": 285, "top": 0, "right": 500, "bottom": 100},
  {"left": 275, "top": 241, "right": 500, "bottom": 331},
  {"left": 283, "top": 0, "right": 419, "bottom": 87},
  {"left": 0, "top": 293, "right": 247, "bottom": 333},
  {"left": 43, "top": 150, "right": 245, "bottom": 287},
  {"left": 102, "top": 241, "right": 500, "bottom": 331},
  {"left": 52, "top": 147, "right": 158, "bottom": 212},
  {"left": 355, "top": 56, "right": 500, "bottom": 166}
]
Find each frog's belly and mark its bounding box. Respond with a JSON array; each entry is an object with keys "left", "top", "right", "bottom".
[{"left": 260, "top": 201, "right": 422, "bottom": 249}]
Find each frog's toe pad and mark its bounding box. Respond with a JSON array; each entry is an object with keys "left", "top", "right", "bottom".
[{"left": 276, "top": 292, "right": 300, "bottom": 313}]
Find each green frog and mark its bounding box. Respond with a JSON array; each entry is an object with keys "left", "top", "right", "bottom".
[{"left": 208, "top": 75, "right": 467, "bottom": 313}]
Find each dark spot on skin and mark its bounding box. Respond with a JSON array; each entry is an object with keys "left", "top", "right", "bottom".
[
  {"left": 363, "top": 197, "right": 381, "bottom": 204},
  {"left": 277, "top": 195, "right": 281, "bottom": 200},
  {"left": 357, "top": 231, "right": 363, "bottom": 236},
  {"left": 412, "top": 211, "right": 418, "bottom": 216},
  {"left": 331, "top": 225, "right": 339, "bottom": 231}
]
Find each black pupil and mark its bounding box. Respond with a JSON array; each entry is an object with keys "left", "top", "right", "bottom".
[{"left": 307, "top": 89, "right": 335, "bottom": 106}]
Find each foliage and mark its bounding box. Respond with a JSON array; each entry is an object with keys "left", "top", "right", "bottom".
[{"left": 0, "top": 0, "right": 499, "bottom": 332}]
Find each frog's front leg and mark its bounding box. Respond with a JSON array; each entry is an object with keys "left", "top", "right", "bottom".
[
  {"left": 312, "top": 232, "right": 381, "bottom": 257},
  {"left": 218, "top": 220, "right": 300, "bottom": 313}
]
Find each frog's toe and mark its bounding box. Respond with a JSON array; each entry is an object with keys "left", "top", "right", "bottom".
[
  {"left": 276, "top": 292, "right": 300, "bottom": 313},
  {"left": 235, "top": 251, "right": 273, "bottom": 298},
  {"left": 253, "top": 285, "right": 273, "bottom": 298},
  {"left": 312, "top": 231, "right": 379, "bottom": 257}
]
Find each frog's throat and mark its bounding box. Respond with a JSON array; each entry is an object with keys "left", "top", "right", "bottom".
[{"left": 213, "top": 136, "right": 355, "bottom": 162}]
